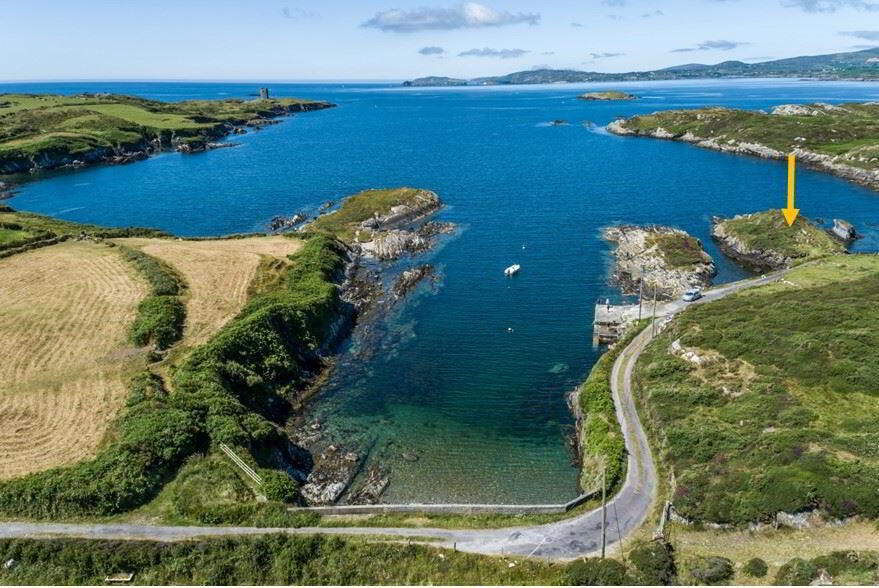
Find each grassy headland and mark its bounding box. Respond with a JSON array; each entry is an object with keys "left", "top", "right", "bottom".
[
  {"left": 609, "top": 102, "right": 879, "bottom": 190},
  {"left": 635, "top": 254, "right": 879, "bottom": 524},
  {"left": 0, "top": 93, "right": 334, "bottom": 176},
  {"left": 712, "top": 210, "right": 845, "bottom": 270},
  {"left": 309, "top": 187, "right": 439, "bottom": 243}
]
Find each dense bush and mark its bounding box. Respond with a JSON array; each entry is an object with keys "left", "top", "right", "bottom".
[
  {"left": 685, "top": 555, "right": 735, "bottom": 585},
  {"left": 629, "top": 540, "right": 677, "bottom": 586},
  {"left": 0, "top": 534, "right": 564, "bottom": 585},
  {"left": 119, "top": 246, "right": 185, "bottom": 296},
  {"left": 565, "top": 558, "right": 630, "bottom": 585},
  {"left": 774, "top": 558, "right": 818, "bottom": 585},
  {"left": 743, "top": 557, "right": 768, "bottom": 578},
  {"left": 130, "top": 295, "right": 185, "bottom": 349},
  {"left": 0, "top": 236, "right": 347, "bottom": 519},
  {"left": 260, "top": 470, "right": 299, "bottom": 503}
]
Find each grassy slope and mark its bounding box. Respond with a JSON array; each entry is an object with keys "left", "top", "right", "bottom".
[
  {"left": 0, "top": 535, "right": 566, "bottom": 586},
  {"left": 309, "top": 187, "right": 430, "bottom": 242},
  {"left": 719, "top": 210, "right": 845, "bottom": 263},
  {"left": 0, "top": 93, "right": 330, "bottom": 165},
  {"left": 621, "top": 103, "right": 879, "bottom": 171},
  {"left": 635, "top": 254, "right": 879, "bottom": 524}
]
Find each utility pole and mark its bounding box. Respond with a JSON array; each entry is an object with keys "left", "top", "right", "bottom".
[
  {"left": 651, "top": 292, "right": 657, "bottom": 337},
  {"left": 638, "top": 267, "right": 643, "bottom": 322},
  {"left": 601, "top": 464, "right": 607, "bottom": 559}
]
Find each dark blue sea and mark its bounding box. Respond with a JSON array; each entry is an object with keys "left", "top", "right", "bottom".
[{"left": 5, "top": 79, "right": 879, "bottom": 503}]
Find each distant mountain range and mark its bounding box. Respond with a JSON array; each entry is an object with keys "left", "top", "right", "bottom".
[{"left": 403, "top": 47, "right": 879, "bottom": 87}]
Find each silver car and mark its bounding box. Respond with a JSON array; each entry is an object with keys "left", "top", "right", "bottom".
[{"left": 682, "top": 288, "right": 703, "bottom": 302}]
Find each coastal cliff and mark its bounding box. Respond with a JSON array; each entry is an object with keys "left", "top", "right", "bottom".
[
  {"left": 607, "top": 103, "right": 879, "bottom": 192},
  {"left": 604, "top": 225, "right": 716, "bottom": 300}
]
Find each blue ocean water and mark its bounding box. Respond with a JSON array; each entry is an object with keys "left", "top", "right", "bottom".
[{"left": 5, "top": 79, "right": 879, "bottom": 503}]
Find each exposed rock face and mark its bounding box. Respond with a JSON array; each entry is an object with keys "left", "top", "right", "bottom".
[
  {"left": 772, "top": 103, "right": 846, "bottom": 116},
  {"left": 355, "top": 192, "right": 455, "bottom": 261},
  {"left": 392, "top": 265, "right": 436, "bottom": 299},
  {"left": 711, "top": 215, "right": 793, "bottom": 270},
  {"left": 608, "top": 119, "right": 879, "bottom": 192},
  {"left": 603, "top": 225, "right": 716, "bottom": 300}
]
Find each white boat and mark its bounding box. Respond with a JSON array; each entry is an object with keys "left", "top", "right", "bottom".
[{"left": 504, "top": 264, "right": 521, "bottom": 276}]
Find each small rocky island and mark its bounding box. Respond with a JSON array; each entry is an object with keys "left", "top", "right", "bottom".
[
  {"left": 578, "top": 91, "right": 638, "bottom": 101},
  {"left": 604, "top": 225, "right": 716, "bottom": 300},
  {"left": 712, "top": 210, "right": 846, "bottom": 271}
]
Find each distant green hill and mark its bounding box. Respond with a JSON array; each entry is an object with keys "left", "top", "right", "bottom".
[{"left": 405, "top": 47, "right": 879, "bottom": 87}]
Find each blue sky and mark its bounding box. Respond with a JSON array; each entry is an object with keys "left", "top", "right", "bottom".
[{"left": 3, "top": 0, "right": 879, "bottom": 80}]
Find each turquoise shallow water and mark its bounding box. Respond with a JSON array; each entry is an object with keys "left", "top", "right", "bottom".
[{"left": 5, "top": 79, "right": 879, "bottom": 503}]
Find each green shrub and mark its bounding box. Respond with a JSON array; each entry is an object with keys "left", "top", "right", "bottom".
[
  {"left": 743, "top": 557, "right": 768, "bottom": 578},
  {"left": 774, "top": 558, "right": 818, "bottom": 586},
  {"left": 130, "top": 295, "right": 185, "bottom": 349},
  {"left": 118, "top": 246, "right": 185, "bottom": 296},
  {"left": 629, "top": 540, "right": 676, "bottom": 586},
  {"left": 686, "top": 555, "right": 734, "bottom": 585},
  {"left": 566, "top": 558, "right": 630, "bottom": 585},
  {"left": 260, "top": 470, "right": 299, "bottom": 503}
]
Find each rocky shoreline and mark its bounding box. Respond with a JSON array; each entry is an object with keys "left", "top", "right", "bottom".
[
  {"left": 285, "top": 196, "right": 455, "bottom": 506},
  {"left": 607, "top": 118, "right": 879, "bottom": 193},
  {"left": 603, "top": 225, "right": 716, "bottom": 300},
  {"left": 0, "top": 101, "right": 335, "bottom": 177}
]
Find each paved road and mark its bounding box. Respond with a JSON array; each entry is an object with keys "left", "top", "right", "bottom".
[{"left": 0, "top": 270, "right": 786, "bottom": 560}]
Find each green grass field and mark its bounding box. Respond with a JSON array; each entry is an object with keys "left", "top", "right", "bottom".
[
  {"left": 635, "top": 254, "right": 879, "bottom": 524},
  {"left": 620, "top": 102, "right": 879, "bottom": 172}
]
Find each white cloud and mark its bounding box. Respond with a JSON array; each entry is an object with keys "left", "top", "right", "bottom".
[
  {"left": 672, "top": 39, "right": 749, "bottom": 52},
  {"left": 782, "top": 0, "right": 879, "bottom": 11},
  {"left": 419, "top": 46, "right": 446, "bottom": 55},
  {"left": 362, "top": 3, "right": 540, "bottom": 33},
  {"left": 458, "top": 47, "right": 530, "bottom": 58}
]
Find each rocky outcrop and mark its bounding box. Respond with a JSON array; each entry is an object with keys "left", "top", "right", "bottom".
[
  {"left": 711, "top": 215, "right": 791, "bottom": 270},
  {"left": 607, "top": 119, "right": 879, "bottom": 192},
  {"left": 355, "top": 191, "right": 455, "bottom": 261},
  {"left": 603, "top": 225, "right": 716, "bottom": 300},
  {"left": 392, "top": 265, "right": 436, "bottom": 299}
]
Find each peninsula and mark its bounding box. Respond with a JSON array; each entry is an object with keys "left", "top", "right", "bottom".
[
  {"left": 0, "top": 93, "right": 335, "bottom": 177},
  {"left": 608, "top": 102, "right": 879, "bottom": 191}
]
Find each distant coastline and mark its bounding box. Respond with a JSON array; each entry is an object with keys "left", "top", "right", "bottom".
[{"left": 402, "top": 47, "right": 879, "bottom": 87}]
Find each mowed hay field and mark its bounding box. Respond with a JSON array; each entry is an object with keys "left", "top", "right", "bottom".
[
  {"left": 115, "top": 237, "right": 302, "bottom": 347},
  {"left": 0, "top": 241, "right": 147, "bottom": 480}
]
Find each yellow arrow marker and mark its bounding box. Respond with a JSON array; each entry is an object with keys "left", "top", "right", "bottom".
[{"left": 782, "top": 153, "right": 800, "bottom": 226}]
